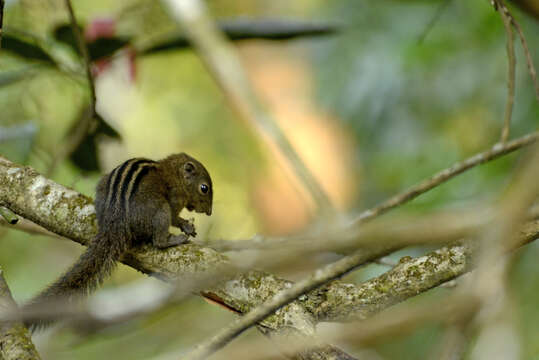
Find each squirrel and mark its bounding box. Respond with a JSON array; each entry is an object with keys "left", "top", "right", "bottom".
[{"left": 25, "top": 153, "right": 213, "bottom": 330}]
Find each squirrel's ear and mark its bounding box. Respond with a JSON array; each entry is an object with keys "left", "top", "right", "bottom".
[{"left": 183, "top": 162, "right": 195, "bottom": 177}]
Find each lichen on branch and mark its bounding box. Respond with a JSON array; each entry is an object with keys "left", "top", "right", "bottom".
[{"left": 0, "top": 156, "right": 538, "bottom": 356}]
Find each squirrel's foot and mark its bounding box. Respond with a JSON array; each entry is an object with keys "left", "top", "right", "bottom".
[{"left": 178, "top": 217, "right": 197, "bottom": 237}]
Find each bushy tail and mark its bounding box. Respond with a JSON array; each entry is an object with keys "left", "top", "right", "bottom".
[{"left": 24, "top": 231, "right": 127, "bottom": 331}]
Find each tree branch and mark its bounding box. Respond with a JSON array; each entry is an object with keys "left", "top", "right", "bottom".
[
  {"left": 0, "top": 156, "right": 352, "bottom": 359},
  {"left": 495, "top": 0, "right": 516, "bottom": 143},
  {"left": 0, "top": 156, "right": 538, "bottom": 358},
  {"left": 176, "top": 143, "right": 539, "bottom": 360},
  {"left": 510, "top": 13, "right": 539, "bottom": 102},
  {"left": 316, "top": 218, "right": 538, "bottom": 322},
  {"left": 64, "top": 0, "right": 95, "bottom": 109},
  {"left": 203, "top": 131, "right": 537, "bottom": 253},
  {"left": 352, "top": 131, "right": 538, "bottom": 225},
  {"left": 141, "top": 17, "right": 340, "bottom": 54},
  {"left": 0, "top": 206, "right": 18, "bottom": 225},
  {"left": 491, "top": 0, "right": 539, "bottom": 102},
  {"left": 161, "top": 0, "right": 334, "bottom": 213},
  {"left": 417, "top": 0, "right": 452, "bottom": 44},
  {"left": 0, "top": 268, "right": 41, "bottom": 360},
  {"left": 234, "top": 293, "right": 477, "bottom": 358},
  {"left": 47, "top": 0, "right": 98, "bottom": 175},
  {"left": 466, "top": 146, "right": 539, "bottom": 358}
]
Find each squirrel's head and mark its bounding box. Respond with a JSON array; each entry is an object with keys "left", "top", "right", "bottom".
[{"left": 174, "top": 153, "right": 213, "bottom": 216}]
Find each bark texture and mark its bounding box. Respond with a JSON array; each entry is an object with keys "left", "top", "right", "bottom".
[
  {"left": 0, "top": 269, "right": 41, "bottom": 360},
  {"left": 0, "top": 157, "right": 538, "bottom": 355}
]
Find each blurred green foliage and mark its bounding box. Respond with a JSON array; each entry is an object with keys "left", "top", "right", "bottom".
[
  {"left": 314, "top": 0, "right": 538, "bottom": 210},
  {"left": 0, "top": 0, "right": 538, "bottom": 359}
]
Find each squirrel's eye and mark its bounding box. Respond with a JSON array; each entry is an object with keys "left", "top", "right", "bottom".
[{"left": 199, "top": 183, "right": 209, "bottom": 194}]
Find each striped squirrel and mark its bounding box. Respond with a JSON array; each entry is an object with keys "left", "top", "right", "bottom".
[{"left": 25, "top": 153, "right": 213, "bottom": 330}]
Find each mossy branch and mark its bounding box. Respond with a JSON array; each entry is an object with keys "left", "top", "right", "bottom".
[
  {"left": 0, "top": 156, "right": 538, "bottom": 357},
  {"left": 0, "top": 268, "right": 41, "bottom": 360},
  {"left": 0, "top": 156, "right": 353, "bottom": 359}
]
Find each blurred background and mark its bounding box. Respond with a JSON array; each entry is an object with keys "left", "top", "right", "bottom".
[{"left": 0, "top": 0, "right": 538, "bottom": 359}]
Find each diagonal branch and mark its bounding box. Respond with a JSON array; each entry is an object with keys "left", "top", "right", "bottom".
[
  {"left": 0, "top": 155, "right": 538, "bottom": 358},
  {"left": 161, "top": 0, "right": 334, "bottom": 213},
  {"left": 417, "top": 0, "right": 452, "bottom": 43},
  {"left": 0, "top": 134, "right": 537, "bottom": 319},
  {"left": 140, "top": 17, "right": 340, "bottom": 54},
  {"left": 465, "top": 146, "right": 539, "bottom": 358},
  {"left": 0, "top": 156, "right": 352, "bottom": 360},
  {"left": 0, "top": 206, "right": 18, "bottom": 225},
  {"left": 187, "top": 219, "right": 539, "bottom": 359},
  {"left": 1, "top": 136, "right": 538, "bottom": 359},
  {"left": 491, "top": 0, "right": 539, "bottom": 102},
  {"left": 205, "top": 132, "right": 537, "bottom": 253},
  {"left": 495, "top": 0, "right": 516, "bottom": 143},
  {"left": 48, "top": 0, "right": 98, "bottom": 175},
  {"left": 352, "top": 131, "right": 538, "bottom": 225},
  {"left": 510, "top": 15, "right": 539, "bottom": 102},
  {"left": 64, "top": 0, "right": 96, "bottom": 109}
]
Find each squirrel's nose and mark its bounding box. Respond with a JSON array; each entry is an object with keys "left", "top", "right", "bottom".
[{"left": 206, "top": 208, "right": 212, "bottom": 216}]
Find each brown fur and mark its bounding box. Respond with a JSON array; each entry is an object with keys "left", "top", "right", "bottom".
[{"left": 25, "top": 153, "right": 213, "bottom": 331}]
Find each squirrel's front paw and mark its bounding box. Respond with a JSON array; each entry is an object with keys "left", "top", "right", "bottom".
[{"left": 179, "top": 218, "right": 197, "bottom": 237}]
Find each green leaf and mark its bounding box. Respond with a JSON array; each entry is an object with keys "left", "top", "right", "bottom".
[{"left": 1, "top": 32, "right": 55, "bottom": 64}]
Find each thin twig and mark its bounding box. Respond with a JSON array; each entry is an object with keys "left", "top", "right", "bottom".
[
  {"left": 496, "top": 0, "right": 516, "bottom": 143},
  {"left": 141, "top": 17, "right": 340, "bottom": 53},
  {"left": 430, "top": 325, "right": 468, "bottom": 360},
  {"left": 1, "top": 155, "right": 539, "bottom": 356},
  {"left": 490, "top": 0, "right": 539, "bottom": 101},
  {"left": 0, "top": 216, "right": 62, "bottom": 238},
  {"left": 352, "top": 131, "right": 538, "bottom": 225},
  {"left": 205, "top": 132, "right": 537, "bottom": 252},
  {"left": 184, "top": 216, "right": 539, "bottom": 360},
  {"left": 467, "top": 146, "right": 539, "bottom": 359},
  {"left": 227, "top": 296, "right": 475, "bottom": 360},
  {"left": 418, "top": 0, "right": 452, "bottom": 44},
  {"left": 5, "top": 264, "right": 235, "bottom": 333},
  {"left": 183, "top": 250, "right": 385, "bottom": 360},
  {"left": 179, "top": 295, "right": 475, "bottom": 360},
  {"left": 64, "top": 0, "right": 95, "bottom": 109},
  {"left": 510, "top": 15, "right": 539, "bottom": 101},
  {"left": 0, "top": 207, "right": 18, "bottom": 225},
  {"left": 48, "top": 0, "right": 97, "bottom": 175},
  {"left": 162, "top": 0, "right": 334, "bottom": 214},
  {"left": 219, "top": 17, "right": 339, "bottom": 40}
]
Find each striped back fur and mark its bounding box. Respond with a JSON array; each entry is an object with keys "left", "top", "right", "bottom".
[{"left": 25, "top": 158, "right": 157, "bottom": 331}]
